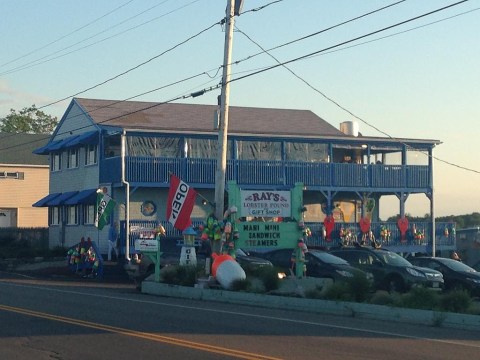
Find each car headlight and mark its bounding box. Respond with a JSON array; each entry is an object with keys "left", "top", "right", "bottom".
[
  {"left": 406, "top": 267, "right": 426, "bottom": 278},
  {"left": 336, "top": 270, "right": 354, "bottom": 277}
]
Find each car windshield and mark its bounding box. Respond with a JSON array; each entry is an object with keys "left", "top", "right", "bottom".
[
  {"left": 310, "top": 251, "right": 350, "bottom": 265},
  {"left": 376, "top": 250, "right": 413, "bottom": 267},
  {"left": 438, "top": 258, "right": 477, "bottom": 272}
]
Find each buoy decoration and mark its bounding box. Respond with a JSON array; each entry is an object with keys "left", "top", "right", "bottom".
[{"left": 211, "top": 253, "right": 246, "bottom": 290}]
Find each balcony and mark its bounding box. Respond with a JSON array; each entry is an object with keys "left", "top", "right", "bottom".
[{"left": 100, "top": 156, "right": 431, "bottom": 191}]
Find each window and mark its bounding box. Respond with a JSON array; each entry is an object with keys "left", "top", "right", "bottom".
[
  {"left": 66, "top": 206, "right": 78, "bottom": 225},
  {"left": 67, "top": 148, "right": 79, "bottom": 168},
  {"left": 127, "top": 136, "right": 181, "bottom": 158},
  {"left": 84, "top": 205, "right": 95, "bottom": 225},
  {"left": 50, "top": 207, "right": 60, "bottom": 225},
  {"left": 51, "top": 153, "right": 62, "bottom": 172},
  {"left": 236, "top": 140, "right": 281, "bottom": 160},
  {"left": 286, "top": 142, "right": 328, "bottom": 162},
  {"left": 185, "top": 138, "right": 232, "bottom": 159},
  {"left": 85, "top": 144, "right": 97, "bottom": 165},
  {"left": 0, "top": 171, "right": 24, "bottom": 179}
]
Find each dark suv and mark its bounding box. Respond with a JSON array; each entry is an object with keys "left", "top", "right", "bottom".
[{"left": 329, "top": 247, "right": 444, "bottom": 293}]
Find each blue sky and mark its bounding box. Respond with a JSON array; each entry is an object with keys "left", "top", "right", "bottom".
[{"left": 1, "top": 0, "right": 479, "bottom": 219}]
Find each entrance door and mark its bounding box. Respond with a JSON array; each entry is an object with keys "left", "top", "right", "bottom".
[{"left": 0, "top": 209, "right": 12, "bottom": 227}]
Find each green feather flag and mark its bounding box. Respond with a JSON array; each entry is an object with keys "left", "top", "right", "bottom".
[{"left": 95, "top": 190, "right": 116, "bottom": 230}]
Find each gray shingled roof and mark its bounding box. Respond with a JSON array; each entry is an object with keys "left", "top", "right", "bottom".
[
  {"left": 0, "top": 133, "right": 50, "bottom": 165},
  {"left": 75, "top": 98, "right": 346, "bottom": 138}
]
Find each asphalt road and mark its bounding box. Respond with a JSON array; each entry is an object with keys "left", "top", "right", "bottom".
[{"left": 0, "top": 270, "right": 479, "bottom": 360}]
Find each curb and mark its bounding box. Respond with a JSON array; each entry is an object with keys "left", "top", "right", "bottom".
[{"left": 141, "top": 280, "right": 480, "bottom": 331}]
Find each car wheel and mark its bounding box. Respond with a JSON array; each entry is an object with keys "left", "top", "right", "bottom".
[{"left": 386, "top": 276, "right": 405, "bottom": 293}]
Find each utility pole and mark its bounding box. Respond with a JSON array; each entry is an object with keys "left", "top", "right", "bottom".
[{"left": 214, "top": 0, "right": 236, "bottom": 221}]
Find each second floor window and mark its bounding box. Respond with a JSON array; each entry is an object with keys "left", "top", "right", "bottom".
[
  {"left": 85, "top": 144, "right": 97, "bottom": 165},
  {"left": 67, "top": 148, "right": 79, "bottom": 168},
  {"left": 51, "top": 153, "right": 61, "bottom": 172}
]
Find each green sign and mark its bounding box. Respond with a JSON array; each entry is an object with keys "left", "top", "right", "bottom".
[{"left": 228, "top": 181, "right": 304, "bottom": 250}]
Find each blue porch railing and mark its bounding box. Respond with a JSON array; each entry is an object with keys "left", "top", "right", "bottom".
[
  {"left": 100, "top": 156, "right": 431, "bottom": 190},
  {"left": 119, "top": 220, "right": 455, "bottom": 256}
]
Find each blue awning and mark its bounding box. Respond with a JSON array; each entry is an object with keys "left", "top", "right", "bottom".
[
  {"left": 32, "top": 193, "right": 61, "bottom": 207},
  {"left": 66, "top": 131, "right": 98, "bottom": 147},
  {"left": 64, "top": 188, "right": 97, "bottom": 205},
  {"left": 48, "top": 191, "right": 78, "bottom": 206},
  {"left": 33, "top": 139, "right": 62, "bottom": 155},
  {"left": 32, "top": 131, "right": 99, "bottom": 155}
]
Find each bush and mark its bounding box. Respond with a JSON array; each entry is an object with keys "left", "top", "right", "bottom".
[
  {"left": 439, "top": 290, "right": 472, "bottom": 313},
  {"left": 323, "top": 281, "right": 354, "bottom": 302},
  {"left": 230, "top": 278, "right": 251, "bottom": 291},
  {"left": 346, "top": 272, "right": 372, "bottom": 302},
  {"left": 320, "top": 273, "right": 371, "bottom": 303},
  {"left": 369, "top": 291, "right": 398, "bottom": 306},
  {"left": 399, "top": 287, "right": 440, "bottom": 310},
  {"left": 253, "top": 266, "right": 281, "bottom": 292},
  {"left": 160, "top": 265, "right": 200, "bottom": 286}
]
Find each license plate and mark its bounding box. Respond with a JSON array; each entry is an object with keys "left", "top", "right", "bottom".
[{"left": 432, "top": 282, "right": 439, "bottom": 288}]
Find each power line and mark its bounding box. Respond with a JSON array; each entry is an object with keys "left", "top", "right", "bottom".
[
  {"left": 229, "top": 0, "right": 471, "bottom": 84},
  {"left": 36, "top": 20, "right": 221, "bottom": 110},
  {"left": 0, "top": 0, "right": 136, "bottom": 69},
  {"left": 2, "top": 0, "right": 477, "bottom": 177},
  {"left": 234, "top": 5, "right": 480, "bottom": 175},
  {"left": 0, "top": 0, "right": 200, "bottom": 77}
]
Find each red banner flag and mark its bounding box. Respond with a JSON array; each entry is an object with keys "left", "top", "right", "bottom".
[{"left": 166, "top": 174, "right": 197, "bottom": 231}]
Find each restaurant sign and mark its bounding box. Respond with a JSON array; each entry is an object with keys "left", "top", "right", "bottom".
[{"left": 240, "top": 190, "right": 291, "bottom": 217}]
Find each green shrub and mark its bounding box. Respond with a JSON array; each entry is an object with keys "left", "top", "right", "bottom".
[
  {"left": 160, "top": 265, "right": 199, "bottom": 286},
  {"left": 305, "top": 285, "right": 324, "bottom": 299},
  {"left": 369, "top": 291, "right": 398, "bottom": 306},
  {"left": 346, "top": 272, "right": 372, "bottom": 302},
  {"left": 399, "top": 287, "right": 440, "bottom": 310},
  {"left": 255, "top": 266, "right": 281, "bottom": 292},
  {"left": 230, "top": 278, "right": 251, "bottom": 291},
  {"left": 323, "top": 281, "right": 354, "bottom": 302},
  {"left": 439, "top": 290, "right": 472, "bottom": 313}
]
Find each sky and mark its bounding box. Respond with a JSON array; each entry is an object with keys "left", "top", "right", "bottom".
[{"left": 1, "top": 0, "right": 479, "bottom": 220}]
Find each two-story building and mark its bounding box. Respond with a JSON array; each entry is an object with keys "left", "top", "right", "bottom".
[
  {"left": 0, "top": 132, "right": 49, "bottom": 227},
  {"left": 32, "top": 97, "right": 455, "bottom": 256}
]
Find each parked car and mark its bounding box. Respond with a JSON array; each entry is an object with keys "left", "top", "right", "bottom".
[
  {"left": 471, "top": 261, "right": 480, "bottom": 272},
  {"left": 234, "top": 248, "right": 273, "bottom": 272},
  {"left": 408, "top": 256, "right": 480, "bottom": 296},
  {"left": 329, "top": 247, "right": 444, "bottom": 293},
  {"left": 249, "top": 248, "right": 373, "bottom": 284}
]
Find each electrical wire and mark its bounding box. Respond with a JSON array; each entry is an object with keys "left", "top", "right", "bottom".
[
  {"left": 0, "top": 0, "right": 136, "bottom": 68},
  {"left": 1, "top": 0, "right": 478, "bottom": 177},
  {"left": 0, "top": 0, "right": 201, "bottom": 77}
]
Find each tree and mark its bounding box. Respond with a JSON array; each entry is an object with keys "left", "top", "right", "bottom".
[{"left": 0, "top": 105, "right": 58, "bottom": 134}]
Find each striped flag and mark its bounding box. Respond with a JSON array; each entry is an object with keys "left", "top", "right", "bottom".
[
  {"left": 166, "top": 174, "right": 197, "bottom": 231},
  {"left": 95, "top": 189, "right": 116, "bottom": 230}
]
